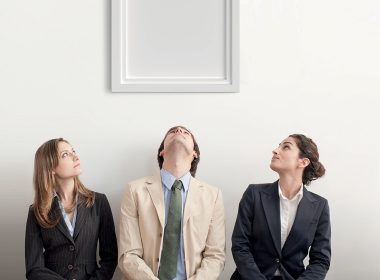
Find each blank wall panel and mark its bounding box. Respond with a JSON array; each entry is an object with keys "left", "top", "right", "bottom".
[{"left": 112, "top": 0, "right": 239, "bottom": 92}]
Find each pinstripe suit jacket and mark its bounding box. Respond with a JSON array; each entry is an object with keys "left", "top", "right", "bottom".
[{"left": 25, "top": 192, "right": 118, "bottom": 280}]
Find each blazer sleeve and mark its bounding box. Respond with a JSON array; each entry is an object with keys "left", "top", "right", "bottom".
[
  {"left": 188, "top": 188, "right": 226, "bottom": 280},
  {"left": 25, "top": 207, "right": 66, "bottom": 280},
  {"left": 118, "top": 184, "right": 159, "bottom": 280},
  {"left": 89, "top": 194, "right": 118, "bottom": 280},
  {"left": 231, "top": 186, "right": 267, "bottom": 280},
  {"left": 297, "top": 200, "right": 331, "bottom": 280}
]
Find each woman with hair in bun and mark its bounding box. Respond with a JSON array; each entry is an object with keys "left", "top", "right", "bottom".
[
  {"left": 231, "top": 134, "right": 331, "bottom": 280},
  {"left": 25, "top": 138, "right": 117, "bottom": 280}
]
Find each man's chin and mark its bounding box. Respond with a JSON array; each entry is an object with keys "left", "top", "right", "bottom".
[{"left": 167, "top": 140, "right": 192, "bottom": 154}]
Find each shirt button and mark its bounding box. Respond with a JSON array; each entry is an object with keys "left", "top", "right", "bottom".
[
  {"left": 68, "top": 264, "right": 73, "bottom": 270},
  {"left": 69, "top": 245, "right": 75, "bottom": 251},
  {"left": 275, "top": 258, "right": 280, "bottom": 263},
  {"left": 159, "top": 233, "right": 162, "bottom": 237},
  {"left": 157, "top": 257, "right": 159, "bottom": 262}
]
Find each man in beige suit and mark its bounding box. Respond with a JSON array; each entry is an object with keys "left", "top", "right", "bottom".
[{"left": 118, "top": 126, "right": 225, "bottom": 280}]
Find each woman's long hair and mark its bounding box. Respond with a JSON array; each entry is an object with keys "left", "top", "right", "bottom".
[{"left": 32, "top": 138, "right": 95, "bottom": 228}]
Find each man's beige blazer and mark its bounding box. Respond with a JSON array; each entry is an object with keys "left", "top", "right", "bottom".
[{"left": 118, "top": 175, "right": 225, "bottom": 280}]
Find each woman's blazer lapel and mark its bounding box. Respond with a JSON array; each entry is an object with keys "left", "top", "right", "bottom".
[
  {"left": 50, "top": 197, "right": 75, "bottom": 244},
  {"left": 261, "top": 181, "right": 281, "bottom": 257},
  {"left": 73, "top": 202, "right": 91, "bottom": 241},
  {"left": 281, "top": 187, "right": 319, "bottom": 254}
]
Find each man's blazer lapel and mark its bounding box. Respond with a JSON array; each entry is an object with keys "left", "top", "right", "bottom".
[
  {"left": 51, "top": 198, "right": 75, "bottom": 244},
  {"left": 146, "top": 176, "right": 165, "bottom": 231},
  {"left": 183, "top": 177, "right": 202, "bottom": 226},
  {"left": 261, "top": 181, "right": 281, "bottom": 257},
  {"left": 282, "top": 187, "right": 318, "bottom": 254}
]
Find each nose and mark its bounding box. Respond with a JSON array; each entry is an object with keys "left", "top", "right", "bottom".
[
  {"left": 72, "top": 152, "right": 79, "bottom": 161},
  {"left": 272, "top": 147, "right": 279, "bottom": 155},
  {"left": 175, "top": 127, "right": 183, "bottom": 134}
]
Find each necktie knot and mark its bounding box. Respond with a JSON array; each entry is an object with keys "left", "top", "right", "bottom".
[{"left": 172, "top": 180, "right": 183, "bottom": 191}]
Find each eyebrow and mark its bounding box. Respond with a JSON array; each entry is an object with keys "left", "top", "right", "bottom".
[
  {"left": 59, "top": 149, "right": 73, "bottom": 154},
  {"left": 280, "top": 141, "right": 294, "bottom": 146}
]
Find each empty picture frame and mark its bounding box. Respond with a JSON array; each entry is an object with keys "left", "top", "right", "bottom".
[{"left": 112, "top": 0, "right": 239, "bottom": 92}]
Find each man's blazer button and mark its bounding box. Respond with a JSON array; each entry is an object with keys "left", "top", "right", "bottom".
[
  {"left": 69, "top": 245, "right": 75, "bottom": 251},
  {"left": 275, "top": 258, "right": 280, "bottom": 263},
  {"left": 68, "top": 264, "right": 73, "bottom": 270}
]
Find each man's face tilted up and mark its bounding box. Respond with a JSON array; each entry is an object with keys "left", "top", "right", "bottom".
[{"left": 160, "top": 126, "right": 197, "bottom": 158}]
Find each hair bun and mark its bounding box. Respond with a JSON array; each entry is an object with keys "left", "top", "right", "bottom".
[{"left": 314, "top": 161, "right": 326, "bottom": 178}]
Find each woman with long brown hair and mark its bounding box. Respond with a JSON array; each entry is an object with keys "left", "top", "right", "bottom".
[
  {"left": 25, "top": 138, "right": 117, "bottom": 280},
  {"left": 231, "top": 134, "right": 331, "bottom": 280}
]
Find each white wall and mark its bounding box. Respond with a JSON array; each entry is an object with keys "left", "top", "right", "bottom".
[{"left": 1, "top": 0, "right": 379, "bottom": 279}]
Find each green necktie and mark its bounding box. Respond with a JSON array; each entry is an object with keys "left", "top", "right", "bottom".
[{"left": 158, "top": 180, "right": 183, "bottom": 280}]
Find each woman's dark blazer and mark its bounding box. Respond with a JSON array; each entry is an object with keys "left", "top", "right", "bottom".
[
  {"left": 25, "top": 192, "right": 118, "bottom": 280},
  {"left": 231, "top": 181, "right": 331, "bottom": 280}
]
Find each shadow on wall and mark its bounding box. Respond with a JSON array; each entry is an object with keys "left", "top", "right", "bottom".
[
  {"left": 104, "top": 0, "right": 111, "bottom": 91},
  {"left": 102, "top": 147, "right": 159, "bottom": 279}
]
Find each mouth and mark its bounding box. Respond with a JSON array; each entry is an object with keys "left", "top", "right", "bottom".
[
  {"left": 271, "top": 157, "right": 279, "bottom": 161},
  {"left": 74, "top": 163, "right": 81, "bottom": 168}
]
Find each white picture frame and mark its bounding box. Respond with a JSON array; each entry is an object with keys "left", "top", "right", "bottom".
[{"left": 112, "top": 0, "right": 239, "bottom": 92}]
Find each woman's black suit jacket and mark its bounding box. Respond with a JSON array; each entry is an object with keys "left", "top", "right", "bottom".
[
  {"left": 25, "top": 192, "right": 118, "bottom": 280},
  {"left": 231, "top": 181, "right": 331, "bottom": 280}
]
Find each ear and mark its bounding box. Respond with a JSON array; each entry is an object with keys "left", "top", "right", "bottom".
[
  {"left": 299, "top": 158, "right": 310, "bottom": 168},
  {"left": 159, "top": 150, "right": 164, "bottom": 157},
  {"left": 52, "top": 171, "right": 56, "bottom": 175}
]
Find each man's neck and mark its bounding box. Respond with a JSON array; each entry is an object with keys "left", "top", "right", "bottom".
[{"left": 162, "top": 157, "right": 191, "bottom": 179}]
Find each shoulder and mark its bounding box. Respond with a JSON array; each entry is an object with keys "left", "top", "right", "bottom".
[
  {"left": 27, "top": 204, "right": 36, "bottom": 218},
  {"left": 245, "top": 181, "right": 278, "bottom": 195},
  {"left": 89, "top": 192, "right": 114, "bottom": 216},
  {"left": 128, "top": 176, "right": 156, "bottom": 186},
  {"left": 237, "top": 182, "right": 277, "bottom": 205},
  {"left": 191, "top": 177, "right": 221, "bottom": 197},
  {"left": 125, "top": 175, "right": 158, "bottom": 192},
  {"left": 90, "top": 192, "right": 110, "bottom": 208},
  {"left": 93, "top": 191, "right": 106, "bottom": 200},
  {"left": 304, "top": 188, "right": 328, "bottom": 204}
]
